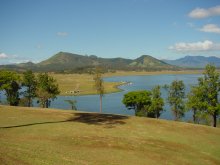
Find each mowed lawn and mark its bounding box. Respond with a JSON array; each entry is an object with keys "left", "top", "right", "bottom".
[{"left": 0, "top": 106, "right": 220, "bottom": 165}]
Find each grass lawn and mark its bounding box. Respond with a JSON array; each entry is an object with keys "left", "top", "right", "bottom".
[{"left": 0, "top": 105, "right": 220, "bottom": 165}]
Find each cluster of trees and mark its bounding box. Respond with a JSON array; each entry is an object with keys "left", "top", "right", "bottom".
[
  {"left": 122, "top": 86, "right": 164, "bottom": 118},
  {"left": 0, "top": 70, "right": 60, "bottom": 108},
  {"left": 123, "top": 64, "right": 220, "bottom": 127}
]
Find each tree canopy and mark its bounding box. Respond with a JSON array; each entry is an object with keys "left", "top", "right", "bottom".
[
  {"left": 123, "top": 90, "right": 152, "bottom": 116},
  {"left": 168, "top": 80, "right": 185, "bottom": 120},
  {"left": 22, "top": 70, "right": 37, "bottom": 107},
  {"left": 196, "top": 64, "right": 220, "bottom": 127},
  {"left": 36, "top": 73, "right": 60, "bottom": 108},
  {"left": 149, "top": 85, "right": 164, "bottom": 118},
  {"left": 0, "top": 70, "right": 20, "bottom": 106}
]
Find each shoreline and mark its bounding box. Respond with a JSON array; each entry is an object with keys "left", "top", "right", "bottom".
[
  {"left": 56, "top": 70, "right": 204, "bottom": 96},
  {"left": 103, "top": 70, "right": 204, "bottom": 77}
]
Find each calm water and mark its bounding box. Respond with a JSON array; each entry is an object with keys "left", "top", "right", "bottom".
[{"left": 0, "top": 74, "right": 202, "bottom": 121}]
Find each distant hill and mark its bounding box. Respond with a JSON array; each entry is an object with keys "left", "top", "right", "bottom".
[
  {"left": 0, "top": 52, "right": 177, "bottom": 72},
  {"left": 130, "top": 55, "right": 170, "bottom": 68},
  {"left": 163, "top": 56, "right": 220, "bottom": 68},
  {"left": 38, "top": 52, "right": 133, "bottom": 71}
]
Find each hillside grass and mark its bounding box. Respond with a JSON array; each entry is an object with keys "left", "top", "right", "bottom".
[
  {"left": 52, "top": 70, "right": 203, "bottom": 96},
  {"left": 0, "top": 105, "right": 220, "bottom": 165}
]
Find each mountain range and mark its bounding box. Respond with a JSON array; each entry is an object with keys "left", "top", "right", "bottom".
[
  {"left": 163, "top": 56, "right": 220, "bottom": 68},
  {"left": 0, "top": 52, "right": 176, "bottom": 72},
  {"left": 1, "top": 52, "right": 220, "bottom": 72}
]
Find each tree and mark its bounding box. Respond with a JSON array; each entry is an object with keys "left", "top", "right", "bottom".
[
  {"left": 168, "top": 80, "right": 185, "bottom": 120},
  {"left": 197, "top": 64, "right": 220, "bottom": 127},
  {"left": 187, "top": 85, "right": 207, "bottom": 123},
  {"left": 36, "top": 73, "right": 60, "bottom": 108},
  {"left": 0, "top": 70, "right": 20, "bottom": 106},
  {"left": 93, "top": 67, "right": 104, "bottom": 113},
  {"left": 122, "top": 90, "right": 152, "bottom": 116},
  {"left": 149, "top": 85, "right": 164, "bottom": 118},
  {"left": 22, "top": 70, "right": 37, "bottom": 107},
  {"left": 65, "top": 99, "right": 77, "bottom": 110}
]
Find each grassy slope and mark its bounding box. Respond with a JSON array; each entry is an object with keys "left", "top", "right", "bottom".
[{"left": 0, "top": 106, "right": 220, "bottom": 165}]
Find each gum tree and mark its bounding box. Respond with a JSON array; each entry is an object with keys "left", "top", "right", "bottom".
[
  {"left": 93, "top": 67, "right": 104, "bottom": 113},
  {"left": 36, "top": 73, "right": 60, "bottom": 108},
  {"left": 122, "top": 90, "right": 152, "bottom": 116},
  {"left": 0, "top": 70, "right": 20, "bottom": 106},
  {"left": 168, "top": 80, "right": 185, "bottom": 120},
  {"left": 22, "top": 70, "right": 37, "bottom": 107},
  {"left": 149, "top": 85, "right": 164, "bottom": 118},
  {"left": 197, "top": 64, "right": 220, "bottom": 127}
]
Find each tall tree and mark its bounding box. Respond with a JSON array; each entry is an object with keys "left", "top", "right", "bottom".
[
  {"left": 36, "top": 73, "right": 60, "bottom": 108},
  {"left": 122, "top": 90, "right": 152, "bottom": 116},
  {"left": 149, "top": 85, "right": 164, "bottom": 118},
  {"left": 197, "top": 64, "right": 220, "bottom": 127},
  {"left": 187, "top": 85, "right": 207, "bottom": 123},
  {"left": 168, "top": 80, "right": 185, "bottom": 120},
  {"left": 0, "top": 70, "right": 20, "bottom": 106},
  {"left": 22, "top": 70, "right": 37, "bottom": 107},
  {"left": 93, "top": 67, "right": 104, "bottom": 113}
]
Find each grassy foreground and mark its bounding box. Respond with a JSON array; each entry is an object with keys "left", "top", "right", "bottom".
[{"left": 0, "top": 106, "right": 220, "bottom": 165}]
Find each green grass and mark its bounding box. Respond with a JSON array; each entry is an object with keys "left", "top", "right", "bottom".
[{"left": 0, "top": 105, "right": 220, "bottom": 165}]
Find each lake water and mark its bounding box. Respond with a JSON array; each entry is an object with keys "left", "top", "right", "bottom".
[{"left": 0, "top": 74, "right": 202, "bottom": 121}]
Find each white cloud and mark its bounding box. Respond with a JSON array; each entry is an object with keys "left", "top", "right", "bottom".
[
  {"left": 0, "top": 53, "right": 9, "bottom": 59},
  {"left": 0, "top": 52, "right": 34, "bottom": 65},
  {"left": 189, "top": 5, "right": 220, "bottom": 19},
  {"left": 199, "top": 24, "right": 220, "bottom": 33},
  {"left": 57, "top": 32, "right": 68, "bottom": 37},
  {"left": 169, "top": 40, "right": 220, "bottom": 52}
]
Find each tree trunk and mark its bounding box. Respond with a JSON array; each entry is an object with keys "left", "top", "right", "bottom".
[
  {"left": 46, "top": 100, "right": 49, "bottom": 108},
  {"left": 193, "top": 109, "right": 196, "bottom": 123},
  {"left": 28, "top": 98, "right": 31, "bottom": 107},
  {"left": 213, "top": 113, "right": 217, "bottom": 127},
  {"left": 100, "top": 95, "right": 102, "bottom": 113}
]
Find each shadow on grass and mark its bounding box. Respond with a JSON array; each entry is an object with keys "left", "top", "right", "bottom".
[
  {"left": 0, "top": 113, "right": 129, "bottom": 129},
  {"left": 69, "top": 113, "right": 129, "bottom": 128},
  {"left": 0, "top": 121, "right": 67, "bottom": 129}
]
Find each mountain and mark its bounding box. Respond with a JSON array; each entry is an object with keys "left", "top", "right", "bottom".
[
  {"left": 164, "top": 56, "right": 220, "bottom": 68},
  {"left": 0, "top": 52, "right": 176, "bottom": 72},
  {"left": 130, "top": 55, "right": 170, "bottom": 68},
  {"left": 38, "top": 52, "right": 175, "bottom": 71},
  {"left": 37, "top": 52, "right": 134, "bottom": 71}
]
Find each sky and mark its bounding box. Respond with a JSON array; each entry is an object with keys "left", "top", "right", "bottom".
[{"left": 0, "top": 0, "right": 220, "bottom": 64}]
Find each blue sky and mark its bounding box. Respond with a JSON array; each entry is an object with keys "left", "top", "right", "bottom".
[{"left": 0, "top": 0, "right": 220, "bottom": 64}]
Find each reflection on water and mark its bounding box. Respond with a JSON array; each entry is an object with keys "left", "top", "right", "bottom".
[{"left": 0, "top": 74, "right": 201, "bottom": 121}]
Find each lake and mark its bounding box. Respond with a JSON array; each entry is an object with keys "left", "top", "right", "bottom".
[{"left": 0, "top": 74, "right": 202, "bottom": 121}]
